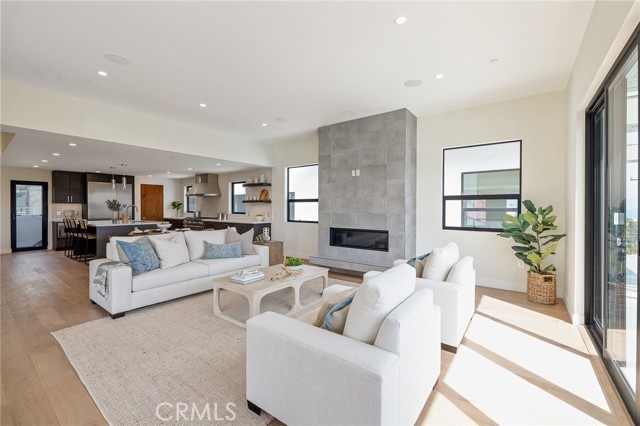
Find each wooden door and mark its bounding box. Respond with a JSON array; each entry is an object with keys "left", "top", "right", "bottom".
[{"left": 141, "top": 184, "right": 164, "bottom": 221}]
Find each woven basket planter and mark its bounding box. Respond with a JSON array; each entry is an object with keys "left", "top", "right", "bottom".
[{"left": 527, "top": 271, "right": 556, "bottom": 304}]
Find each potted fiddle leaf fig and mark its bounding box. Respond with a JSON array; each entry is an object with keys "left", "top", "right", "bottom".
[{"left": 498, "top": 200, "right": 566, "bottom": 304}]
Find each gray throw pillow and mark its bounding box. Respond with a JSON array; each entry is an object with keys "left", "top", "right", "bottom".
[{"left": 226, "top": 227, "right": 255, "bottom": 255}]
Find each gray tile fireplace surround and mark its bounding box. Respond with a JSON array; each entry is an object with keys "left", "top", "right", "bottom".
[{"left": 310, "top": 108, "right": 416, "bottom": 274}]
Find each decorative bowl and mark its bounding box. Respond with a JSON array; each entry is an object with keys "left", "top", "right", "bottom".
[
  {"left": 285, "top": 265, "right": 303, "bottom": 272},
  {"left": 157, "top": 223, "right": 172, "bottom": 231}
]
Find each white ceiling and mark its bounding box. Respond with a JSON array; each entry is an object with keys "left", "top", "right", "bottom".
[{"left": 1, "top": 1, "right": 595, "bottom": 174}]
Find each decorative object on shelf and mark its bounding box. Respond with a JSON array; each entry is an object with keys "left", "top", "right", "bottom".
[
  {"left": 284, "top": 256, "right": 304, "bottom": 272},
  {"left": 259, "top": 189, "right": 270, "bottom": 201},
  {"left": 105, "top": 199, "right": 127, "bottom": 223},
  {"left": 262, "top": 227, "right": 270, "bottom": 241},
  {"left": 260, "top": 174, "right": 267, "bottom": 183},
  {"left": 171, "top": 201, "right": 183, "bottom": 217},
  {"left": 498, "top": 200, "right": 566, "bottom": 305},
  {"left": 255, "top": 213, "right": 264, "bottom": 222}
]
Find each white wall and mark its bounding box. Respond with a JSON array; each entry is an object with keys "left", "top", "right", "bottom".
[
  {"left": 564, "top": 0, "right": 639, "bottom": 324},
  {"left": 133, "top": 176, "right": 183, "bottom": 219},
  {"left": 197, "top": 169, "right": 272, "bottom": 220},
  {"left": 271, "top": 136, "right": 319, "bottom": 259},
  {"left": 0, "top": 166, "right": 53, "bottom": 253},
  {"left": 417, "top": 91, "right": 567, "bottom": 294}
]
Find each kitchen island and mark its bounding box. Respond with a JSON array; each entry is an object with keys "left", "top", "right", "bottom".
[
  {"left": 163, "top": 217, "right": 271, "bottom": 236},
  {"left": 88, "top": 220, "right": 163, "bottom": 258}
]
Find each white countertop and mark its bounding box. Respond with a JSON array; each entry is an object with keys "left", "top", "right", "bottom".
[
  {"left": 202, "top": 218, "right": 270, "bottom": 225},
  {"left": 87, "top": 220, "right": 162, "bottom": 227}
]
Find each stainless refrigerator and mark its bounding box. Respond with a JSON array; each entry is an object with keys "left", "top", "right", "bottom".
[{"left": 87, "top": 181, "right": 134, "bottom": 220}]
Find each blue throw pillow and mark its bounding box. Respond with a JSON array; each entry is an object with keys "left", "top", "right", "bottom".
[
  {"left": 321, "top": 293, "right": 355, "bottom": 330},
  {"left": 117, "top": 236, "right": 160, "bottom": 276},
  {"left": 202, "top": 240, "right": 243, "bottom": 259},
  {"left": 407, "top": 252, "right": 430, "bottom": 267}
]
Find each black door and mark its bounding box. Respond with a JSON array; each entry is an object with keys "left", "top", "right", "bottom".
[{"left": 11, "top": 181, "right": 48, "bottom": 252}]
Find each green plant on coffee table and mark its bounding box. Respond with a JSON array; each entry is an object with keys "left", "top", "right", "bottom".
[
  {"left": 498, "top": 200, "right": 566, "bottom": 274},
  {"left": 284, "top": 257, "right": 303, "bottom": 267},
  {"left": 105, "top": 199, "right": 127, "bottom": 212}
]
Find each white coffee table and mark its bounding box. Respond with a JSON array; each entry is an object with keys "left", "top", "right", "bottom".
[{"left": 212, "top": 264, "right": 329, "bottom": 328}]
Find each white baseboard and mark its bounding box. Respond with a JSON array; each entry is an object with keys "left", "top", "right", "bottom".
[
  {"left": 0, "top": 248, "right": 11, "bottom": 254},
  {"left": 476, "top": 277, "right": 526, "bottom": 293},
  {"left": 562, "top": 296, "right": 585, "bottom": 325}
]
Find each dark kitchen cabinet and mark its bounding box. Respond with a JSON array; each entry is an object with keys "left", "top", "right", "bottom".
[{"left": 53, "top": 171, "right": 86, "bottom": 203}]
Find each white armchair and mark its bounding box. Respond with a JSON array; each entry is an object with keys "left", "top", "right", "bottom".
[{"left": 246, "top": 265, "right": 441, "bottom": 425}]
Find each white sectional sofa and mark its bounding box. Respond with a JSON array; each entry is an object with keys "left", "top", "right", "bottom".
[
  {"left": 89, "top": 229, "right": 269, "bottom": 318},
  {"left": 364, "top": 243, "right": 476, "bottom": 352},
  {"left": 246, "top": 264, "right": 441, "bottom": 426}
]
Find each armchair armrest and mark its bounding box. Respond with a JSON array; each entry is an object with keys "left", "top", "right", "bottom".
[
  {"left": 252, "top": 244, "right": 269, "bottom": 267},
  {"left": 246, "top": 312, "right": 400, "bottom": 425},
  {"left": 88, "top": 258, "right": 133, "bottom": 316}
]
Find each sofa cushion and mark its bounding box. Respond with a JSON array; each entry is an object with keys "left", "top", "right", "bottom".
[
  {"left": 313, "top": 288, "right": 357, "bottom": 334},
  {"left": 109, "top": 232, "right": 178, "bottom": 262},
  {"left": 151, "top": 233, "right": 190, "bottom": 269},
  {"left": 446, "top": 256, "right": 474, "bottom": 284},
  {"left": 415, "top": 257, "right": 428, "bottom": 278},
  {"left": 117, "top": 236, "right": 160, "bottom": 276},
  {"left": 203, "top": 241, "right": 243, "bottom": 259},
  {"left": 343, "top": 263, "right": 415, "bottom": 344},
  {"left": 132, "top": 261, "right": 210, "bottom": 292},
  {"left": 422, "top": 242, "right": 459, "bottom": 281},
  {"left": 226, "top": 227, "right": 255, "bottom": 255},
  {"left": 184, "top": 230, "right": 226, "bottom": 260},
  {"left": 193, "top": 254, "right": 261, "bottom": 276}
]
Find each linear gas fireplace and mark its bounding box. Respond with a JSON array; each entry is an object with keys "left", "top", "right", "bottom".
[{"left": 330, "top": 228, "right": 389, "bottom": 252}]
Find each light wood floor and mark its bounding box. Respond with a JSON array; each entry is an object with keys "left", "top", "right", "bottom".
[{"left": 0, "top": 250, "right": 632, "bottom": 425}]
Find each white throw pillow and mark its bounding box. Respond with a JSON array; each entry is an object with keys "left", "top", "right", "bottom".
[
  {"left": 151, "top": 233, "right": 190, "bottom": 269},
  {"left": 446, "top": 256, "right": 474, "bottom": 284},
  {"left": 343, "top": 263, "right": 415, "bottom": 344},
  {"left": 184, "top": 229, "right": 226, "bottom": 260},
  {"left": 422, "top": 242, "right": 459, "bottom": 281},
  {"left": 225, "top": 227, "right": 255, "bottom": 255}
]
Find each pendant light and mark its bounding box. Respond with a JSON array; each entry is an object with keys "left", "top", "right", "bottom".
[
  {"left": 110, "top": 167, "right": 116, "bottom": 190},
  {"left": 122, "top": 175, "right": 127, "bottom": 190}
]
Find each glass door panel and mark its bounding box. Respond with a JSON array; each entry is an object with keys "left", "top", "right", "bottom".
[
  {"left": 11, "top": 181, "right": 47, "bottom": 251},
  {"left": 605, "top": 48, "right": 638, "bottom": 393}
]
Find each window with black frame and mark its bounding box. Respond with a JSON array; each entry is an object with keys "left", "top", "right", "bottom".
[
  {"left": 231, "top": 181, "right": 246, "bottom": 214},
  {"left": 442, "top": 140, "right": 522, "bottom": 231},
  {"left": 185, "top": 186, "right": 196, "bottom": 213},
  {"left": 287, "top": 164, "right": 318, "bottom": 223}
]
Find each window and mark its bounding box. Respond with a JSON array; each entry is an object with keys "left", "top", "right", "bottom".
[
  {"left": 231, "top": 181, "right": 246, "bottom": 214},
  {"left": 185, "top": 186, "right": 196, "bottom": 213},
  {"left": 287, "top": 164, "right": 318, "bottom": 223},
  {"left": 442, "top": 140, "right": 521, "bottom": 231}
]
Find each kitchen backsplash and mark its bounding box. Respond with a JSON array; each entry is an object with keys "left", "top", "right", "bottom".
[{"left": 51, "top": 203, "right": 83, "bottom": 220}]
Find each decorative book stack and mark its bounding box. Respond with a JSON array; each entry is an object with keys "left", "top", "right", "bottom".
[{"left": 230, "top": 269, "right": 265, "bottom": 284}]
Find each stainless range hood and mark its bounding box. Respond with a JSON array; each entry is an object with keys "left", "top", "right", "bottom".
[{"left": 187, "top": 174, "right": 221, "bottom": 197}]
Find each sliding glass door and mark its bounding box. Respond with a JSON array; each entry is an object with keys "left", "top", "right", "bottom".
[{"left": 586, "top": 33, "right": 639, "bottom": 422}]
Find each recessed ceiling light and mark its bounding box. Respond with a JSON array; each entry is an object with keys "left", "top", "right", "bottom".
[
  {"left": 199, "top": 103, "right": 207, "bottom": 108},
  {"left": 52, "top": 153, "right": 60, "bottom": 156},
  {"left": 104, "top": 53, "right": 132, "bottom": 65},
  {"left": 97, "top": 70, "right": 108, "bottom": 77},
  {"left": 148, "top": 174, "right": 153, "bottom": 177},
  {"left": 33, "top": 165, "right": 39, "bottom": 168},
  {"left": 188, "top": 168, "right": 193, "bottom": 171},
  {"left": 404, "top": 79, "right": 422, "bottom": 87},
  {"left": 343, "top": 110, "right": 357, "bottom": 116},
  {"left": 96, "top": 170, "right": 101, "bottom": 173},
  {"left": 41, "top": 159, "right": 48, "bottom": 163},
  {"left": 261, "top": 123, "right": 268, "bottom": 127},
  {"left": 394, "top": 16, "right": 408, "bottom": 25},
  {"left": 434, "top": 74, "right": 444, "bottom": 80},
  {"left": 275, "top": 117, "right": 286, "bottom": 122},
  {"left": 166, "top": 171, "right": 171, "bottom": 174},
  {"left": 68, "top": 143, "right": 77, "bottom": 146},
  {"left": 216, "top": 163, "right": 221, "bottom": 166}
]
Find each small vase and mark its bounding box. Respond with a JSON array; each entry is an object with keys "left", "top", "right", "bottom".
[{"left": 111, "top": 210, "right": 119, "bottom": 224}]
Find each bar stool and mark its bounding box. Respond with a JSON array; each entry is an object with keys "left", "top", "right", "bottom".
[
  {"left": 63, "top": 218, "right": 75, "bottom": 258},
  {"left": 76, "top": 220, "right": 97, "bottom": 263}
]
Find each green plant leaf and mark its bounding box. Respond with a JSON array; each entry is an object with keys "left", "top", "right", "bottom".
[
  {"left": 523, "top": 200, "right": 536, "bottom": 213},
  {"left": 512, "top": 245, "right": 534, "bottom": 252},
  {"left": 527, "top": 252, "right": 543, "bottom": 264},
  {"left": 523, "top": 212, "right": 537, "bottom": 225},
  {"left": 524, "top": 233, "right": 538, "bottom": 243},
  {"left": 542, "top": 215, "right": 557, "bottom": 224},
  {"left": 541, "top": 234, "right": 566, "bottom": 245},
  {"left": 497, "top": 232, "right": 512, "bottom": 238},
  {"left": 542, "top": 265, "right": 557, "bottom": 272},
  {"left": 504, "top": 215, "right": 520, "bottom": 225},
  {"left": 513, "top": 235, "right": 530, "bottom": 245},
  {"left": 541, "top": 243, "right": 558, "bottom": 260}
]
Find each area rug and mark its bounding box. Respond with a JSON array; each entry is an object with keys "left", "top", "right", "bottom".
[{"left": 53, "top": 278, "right": 356, "bottom": 426}]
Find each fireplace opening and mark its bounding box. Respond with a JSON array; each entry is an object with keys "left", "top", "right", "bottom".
[{"left": 330, "top": 228, "right": 389, "bottom": 252}]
